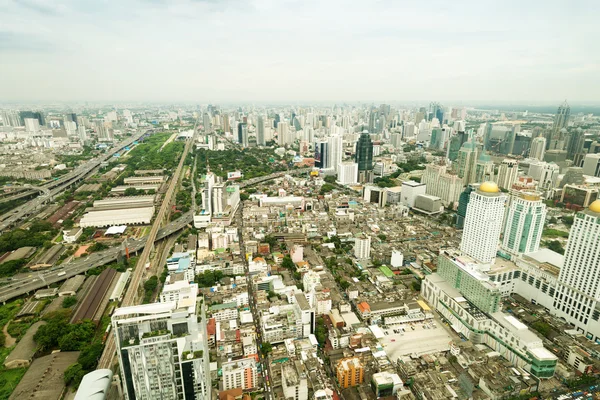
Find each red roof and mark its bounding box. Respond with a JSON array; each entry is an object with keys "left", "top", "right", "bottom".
[{"left": 207, "top": 318, "right": 216, "bottom": 335}]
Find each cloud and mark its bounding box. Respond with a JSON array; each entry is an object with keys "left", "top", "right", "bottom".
[
  {"left": 13, "top": 0, "right": 61, "bottom": 15},
  {"left": 0, "top": 31, "right": 51, "bottom": 52}
]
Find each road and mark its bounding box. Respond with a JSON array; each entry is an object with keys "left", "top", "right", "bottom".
[
  {"left": 0, "top": 212, "right": 193, "bottom": 303},
  {"left": 97, "top": 119, "right": 198, "bottom": 370},
  {"left": 0, "top": 130, "right": 150, "bottom": 231},
  {"left": 0, "top": 185, "right": 50, "bottom": 204}
]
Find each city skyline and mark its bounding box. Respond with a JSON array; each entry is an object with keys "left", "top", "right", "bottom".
[{"left": 2, "top": 0, "right": 599, "bottom": 102}]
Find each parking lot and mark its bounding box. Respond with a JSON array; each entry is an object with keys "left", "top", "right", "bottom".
[{"left": 380, "top": 315, "right": 454, "bottom": 361}]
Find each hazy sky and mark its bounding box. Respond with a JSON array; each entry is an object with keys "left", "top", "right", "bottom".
[{"left": 1, "top": 0, "right": 599, "bottom": 103}]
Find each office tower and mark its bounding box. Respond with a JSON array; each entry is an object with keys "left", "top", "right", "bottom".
[
  {"left": 552, "top": 101, "right": 570, "bottom": 135},
  {"left": 447, "top": 131, "right": 467, "bottom": 161},
  {"left": 414, "top": 111, "right": 425, "bottom": 125},
  {"left": 277, "top": 121, "right": 290, "bottom": 146},
  {"left": 201, "top": 172, "right": 216, "bottom": 215},
  {"left": 566, "top": 128, "right": 585, "bottom": 160},
  {"left": 112, "top": 286, "right": 209, "bottom": 400},
  {"left": 390, "top": 133, "right": 402, "bottom": 149},
  {"left": 428, "top": 102, "right": 444, "bottom": 123},
  {"left": 65, "top": 113, "right": 77, "bottom": 125},
  {"left": 402, "top": 122, "right": 415, "bottom": 139},
  {"left": 475, "top": 152, "right": 495, "bottom": 183},
  {"left": 337, "top": 162, "right": 358, "bottom": 185},
  {"left": 237, "top": 122, "right": 248, "bottom": 147},
  {"left": 354, "top": 234, "right": 371, "bottom": 259},
  {"left": 305, "top": 112, "right": 314, "bottom": 128},
  {"left": 96, "top": 121, "right": 108, "bottom": 141},
  {"left": 456, "top": 184, "right": 478, "bottom": 229},
  {"left": 530, "top": 135, "right": 547, "bottom": 161},
  {"left": 368, "top": 108, "right": 379, "bottom": 133},
  {"left": 336, "top": 357, "right": 364, "bottom": 389},
  {"left": 422, "top": 164, "right": 463, "bottom": 206},
  {"left": 274, "top": 113, "right": 280, "bottom": 128},
  {"left": 19, "top": 111, "right": 45, "bottom": 126},
  {"left": 24, "top": 118, "right": 40, "bottom": 133},
  {"left": 528, "top": 160, "right": 560, "bottom": 191},
  {"left": 314, "top": 141, "right": 329, "bottom": 169},
  {"left": 355, "top": 130, "right": 374, "bottom": 183},
  {"left": 256, "top": 115, "right": 265, "bottom": 146},
  {"left": 456, "top": 138, "right": 479, "bottom": 185},
  {"left": 222, "top": 358, "right": 258, "bottom": 390},
  {"left": 78, "top": 125, "right": 87, "bottom": 143},
  {"left": 460, "top": 182, "right": 506, "bottom": 264},
  {"left": 554, "top": 200, "right": 600, "bottom": 338},
  {"left": 501, "top": 191, "right": 547, "bottom": 256},
  {"left": 222, "top": 113, "right": 230, "bottom": 133},
  {"left": 497, "top": 159, "right": 519, "bottom": 190},
  {"left": 582, "top": 154, "right": 600, "bottom": 177},
  {"left": 1, "top": 110, "right": 22, "bottom": 127},
  {"left": 203, "top": 113, "right": 212, "bottom": 133},
  {"left": 328, "top": 135, "right": 343, "bottom": 172}
]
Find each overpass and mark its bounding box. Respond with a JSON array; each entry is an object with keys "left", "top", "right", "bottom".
[{"left": 0, "top": 185, "right": 50, "bottom": 204}]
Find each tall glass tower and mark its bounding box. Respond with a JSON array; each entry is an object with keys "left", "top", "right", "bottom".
[
  {"left": 501, "top": 191, "right": 547, "bottom": 256},
  {"left": 355, "top": 130, "right": 373, "bottom": 182}
]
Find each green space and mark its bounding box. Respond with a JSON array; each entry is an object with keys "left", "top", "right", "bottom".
[
  {"left": 379, "top": 265, "right": 394, "bottom": 279},
  {"left": 542, "top": 229, "right": 569, "bottom": 238},
  {"left": 195, "top": 148, "right": 289, "bottom": 182}
]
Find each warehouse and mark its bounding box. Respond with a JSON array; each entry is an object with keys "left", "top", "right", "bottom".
[
  {"left": 4, "top": 321, "right": 46, "bottom": 369},
  {"left": 89, "top": 195, "right": 155, "bottom": 211},
  {"left": 29, "top": 244, "right": 63, "bottom": 270},
  {"left": 79, "top": 207, "right": 155, "bottom": 227},
  {"left": 123, "top": 175, "right": 165, "bottom": 185},
  {"left": 1, "top": 246, "right": 36, "bottom": 263},
  {"left": 59, "top": 275, "right": 86, "bottom": 297},
  {"left": 111, "top": 184, "right": 160, "bottom": 194},
  {"left": 135, "top": 169, "right": 164, "bottom": 175}
]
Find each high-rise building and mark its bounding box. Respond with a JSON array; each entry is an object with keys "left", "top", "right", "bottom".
[
  {"left": 552, "top": 101, "right": 570, "bottom": 136},
  {"left": 24, "top": 118, "right": 40, "bottom": 133},
  {"left": 337, "top": 162, "right": 358, "bottom": 185},
  {"left": 112, "top": 282, "right": 209, "bottom": 400},
  {"left": 0, "top": 110, "right": 22, "bottom": 127},
  {"left": 456, "top": 184, "right": 478, "bottom": 229},
  {"left": 78, "top": 125, "right": 87, "bottom": 143},
  {"left": 336, "top": 358, "right": 364, "bottom": 389},
  {"left": 475, "top": 152, "right": 495, "bottom": 183},
  {"left": 203, "top": 113, "right": 212, "bottom": 133},
  {"left": 497, "top": 159, "right": 519, "bottom": 190},
  {"left": 401, "top": 180, "right": 426, "bottom": 208},
  {"left": 554, "top": 200, "right": 600, "bottom": 339},
  {"left": 530, "top": 135, "right": 547, "bottom": 161},
  {"left": 277, "top": 121, "right": 290, "bottom": 146},
  {"left": 19, "top": 111, "right": 45, "bottom": 126},
  {"left": 582, "top": 154, "right": 600, "bottom": 177},
  {"left": 528, "top": 160, "right": 560, "bottom": 191},
  {"left": 314, "top": 141, "right": 329, "bottom": 169},
  {"left": 456, "top": 138, "right": 479, "bottom": 185},
  {"left": 428, "top": 102, "right": 444, "bottom": 124},
  {"left": 328, "top": 135, "right": 343, "bottom": 172},
  {"left": 256, "top": 115, "right": 265, "bottom": 146},
  {"left": 222, "top": 113, "right": 230, "bottom": 133},
  {"left": 460, "top": 181, "right": 506, "bottom": 264},
  {"left": 566, "top": 128, "right": 585, "bottom": 161},
  {"left": 422, "top": 164, "right": 463, "bottom": 206},
  {"left": 501, "top": 191, "right": 547, "bottom": 256},
  {"left": 354, "top": 234, "right": 371, "bottom": 259},
  {"left": 237, "top": 122, "right": 248, "bottom": 147},
  {"left": 355, "top": 130, "right": 373, "bottom": 183}
]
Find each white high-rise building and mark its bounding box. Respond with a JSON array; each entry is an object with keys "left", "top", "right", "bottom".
[
  {"left": 112, "top": 281, "right": 209, "bottom": 400},
  {"left": 24, "top": 118, "right": 40, "bottom": 133},
  {"left": 78, "top": 125, "right": 87, "bottom": 143},
  {"left": 528, "top": 160, "right": 560, "bottom": 191},
  {"left": 460, "top": 181, "right": 506, "bottom": 264},
  {"left": 328, "top": 135, "right": 343, "bottom": 172},
  {"left": 337, "top": 162, "right": 358, "bottom": 185},
  {"left": 582, "top": 154, "right": 600, "bottom": 177},
  {"left": 554, "top": 200, "right": 600, "bottom": 340},
  {"left": 497, "top": 159, "right": 519, "bottom": 190},
  {"left": 278, "top": 121, "right": 290, "bottom": 146},
  {"left": 354, "top": 234, "right": 371, "bottom": 259},
  {"left": 222, "top": 357, "right": 258, "bottom": 391},
  {"left": 530, "top": 136, "right": 546, "bottom": 161},
  {"left": 501, "top": 191, "right": 547, "bottom": 256}
]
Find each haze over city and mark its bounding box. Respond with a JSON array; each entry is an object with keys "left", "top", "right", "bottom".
[{"left": 2, "top": 0, "right": 600, "bottom": 103}]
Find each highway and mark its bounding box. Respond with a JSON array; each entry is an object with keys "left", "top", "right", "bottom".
[
  {"left": 0, "top": 185, "right": 50, "bottom": 204},
  {"left": 0, "top": 212, "right": 193, "bottom": 303},
  {"left": 97, "top": 119, "right": 198, "bottom": 370},
  {"left": 0, "top": 130, "right": 150, "bottom": 231}
]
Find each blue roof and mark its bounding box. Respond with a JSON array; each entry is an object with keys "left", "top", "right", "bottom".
[{"left": 176, "top": 257, "right": 191, "bottom": 272}]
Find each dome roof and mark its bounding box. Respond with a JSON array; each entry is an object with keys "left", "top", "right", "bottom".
[
  {"left": 479, "top": 181, "right": 499, "bottom": 193},
  {"left": 590, "top": 200, "right": 600, "bottom": 213}
]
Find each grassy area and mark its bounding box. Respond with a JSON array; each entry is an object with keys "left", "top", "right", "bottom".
[
  {"left": 0, "top": 342, "right": 27, "bottom": 400},
  {"left": 543, "top": 229, "right": 569, "bottom": 238}
]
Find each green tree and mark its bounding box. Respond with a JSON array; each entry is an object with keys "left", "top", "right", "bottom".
[
  {"left": 315, "top": 317, "right": 327, "bottom": 346},
  {"left": 281, "top": 255, "right": 295, "bottom": 270},
  {"left": 261, "top": 342, "right": 273, "bottom": 356},
  {"left": 324, "top": 175, "right": 337, "bottom": 184},
  {"left": 124, "top": 187, "right": 140, "bottom": 196},
  {"left": 64, "top": 363, "right": 85, "bottom": 387},
  {"left": 78, "top": 341, "right": 104, "bottom": 370},
  {"left": 545, "top": 240, "right": 565, "bottom": 254},
  {"left": 62, "top": 296, "right": 77, "bottom": 308},
  {"left": 319, "top": 184, "right": 335, "bottom": 195},
  {"left": 62, "top": 218, "right": 75, "bottom": 229}
]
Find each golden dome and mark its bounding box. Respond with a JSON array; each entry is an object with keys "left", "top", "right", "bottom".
[
  {"left": 589, "top": 200, "right": 600, "bottom": 213},
  {"left": 479, "top": 181, "right": 499, "bottom": 193}
]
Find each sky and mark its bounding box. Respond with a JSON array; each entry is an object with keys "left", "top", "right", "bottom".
[{"left": 1, "top": 0, "right": 599, "bottom": 103}]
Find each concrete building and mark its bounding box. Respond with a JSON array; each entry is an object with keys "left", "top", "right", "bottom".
[
  {"left": 400, "top": 180, "right": 426, "bottom": 208},
  {"left": 371, "top": 372, "right": 403, "bottom": 398},
  {"left": 79, "top": 207, "right": 155, "bottom": 227},
  {"left": 336, "top": 357, "right": 364, "bottom": 388},
  {"left": 222, "top": 357, "right": 258, "bottom": 391},
  {"left": 337, "top": 162, "right": 358, "bottom": 185},
  {"left": 554, "top": 200, "right": 600, "bottom": 341},
  {"left": 530, "top": 135, "right": 547, "bottom": 161},
  {"left": 582, "top": 154, "right": 600, "bottom": 177},
  {"left": 421, "top": 164, "right": 463, "bottom": 207},
  {"left": 456, "top": 138, "right": 479, "bottom": 184},
  {"left": 497, "top": 159, "right": 519, "bottom": 190},
  {"left": 282, "top": 361, "right": 308, "bottom": 400},
  {"left": 460, "top": 181, "right": 506, "bottom": 264},
  {"left": 413, "top": 194, "right": 442, "bottom": 215},
  {"left": 354, "top": 234, "right": 371, "bottom": 260},
  {"left": 501, "top": 191, "right": 547, "bottom": 256}
]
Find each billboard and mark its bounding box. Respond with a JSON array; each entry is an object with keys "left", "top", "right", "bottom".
[{"left": 227, "top": 171, "right": 242, "bottom": 180}]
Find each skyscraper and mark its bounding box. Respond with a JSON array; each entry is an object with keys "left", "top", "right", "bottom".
[
  {"left": 496, "top": 159, "right": 519, "bottom": 190},
  {"left": 456, "top": 137, "right": 479, "bottom": 185},
  {"left": 460, "top": 182, "right": 506, "bottom": 264},
  {"left": 566, "top": 128, "right": 585, "bottom": 160},
  {"left": 355, "top": 130, "right": 373, "bottom": 183},
  {"left": 552, "top": 101, "right": 570, "bottom": 134},
  {"left": 222, "top": 113, "right": 230, "bottom": 133},
  {"left": 203, "top": 113, "right": 212, "bottom": 133},
  {"left": 501, "top": 191, "right": 547, "bottom": 256},
  {"left": 328, "top": 135, "right": 343, "bottom": 172},
  {"left": 237, "top": 122, "right": 248, "bottom": 147},
  {"left": 315, "top": 141, "right": 329, "bottom": 169},
  {"left": 530, "top": 135, "right": 547, "bottom": 161},
  {"left": 428, "top": 102, "right": 444, "bottom": 124},
  {"left": 554, "top": 200, "right": 600, "bottom": 339},
  {"left": 456, "top": 184, "right": 478, "bottom": 229},
  {"left": 277, "top": 121, "right": 289, "bottom": 146},
  {"left": 475, "top": 152, "right": 495, "bottom": 183},
  {"left": 256, "top": 115, "right": 265, "bottom": 146}
]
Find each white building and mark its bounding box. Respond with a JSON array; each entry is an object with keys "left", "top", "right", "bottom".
[
  {"left": 303, "top": 271, "right": 321, "bottom": 293},
  {"left": 328, "top": 135, "right": 343, "bottom": 173},
  {"left": 421, "top": 164, "right": 463, "bottom": 207},
  {"left": 501, "top": 191, "right": 547, "bottom": 256},
  {"left": 278, "top": 121, "right": 290, "bottom": 146},
  {"left": 337, "top": 162, "right": 358, "bottom": 185},
  {"left": 222, "top": 357, "right": 257, "bottom": 391},
  {"left": 530, "top": 136, "right": 547, "bottom": 161},
  {"left": 497, "top": 159, "right": 519, "bottom": 190},
  {"left": 582, "top": 154, "right": 600, "bottom": 177},
  {"left": 553, "top": 200, "right": 600, "bottom": 340},
  {"left": 282, "top": 362, "right": 309, "bottom": 400},
  {"left": 528, "top": 160, "right": 560, "bottom": 191},
  {"left": 400, "top": 180, "right": 426, "bottom": 208},
  {"left": 460, "top": 181, "right": 506, "bottom": 264},
  {"left": 354, "top": 234, "right": 371, "bottom": 260},
  {"left": 63, "top": 227, "right": 82, "bottom": 244}
]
